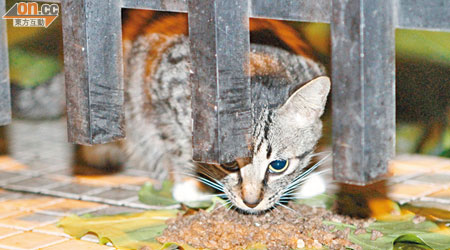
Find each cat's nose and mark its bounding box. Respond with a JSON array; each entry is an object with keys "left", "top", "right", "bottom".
[
  {"left": 242, "top": 184, "right": 263, "bottom": 208},
  {"left": 243, "top": 198, "right": 261, "bottom": 208}
]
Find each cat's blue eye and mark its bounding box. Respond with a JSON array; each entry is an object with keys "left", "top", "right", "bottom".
[{"left": 268, "top": 159, "right": 289, "bottom": 173}]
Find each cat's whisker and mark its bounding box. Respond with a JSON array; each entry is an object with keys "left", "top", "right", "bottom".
[
  {"left": 282, "top": 176, "right": 313, "bottom": 194},
  {"left": 190, "top": 176, "right": 225, "bottom": 192},
  {"left": 275, "top": 202, "right": 296, "bottom": 213},
  {"left": 203, "top": 193, "right": 227, "bottom": 198},
  {"left": 282, "top": 169, "right": 330, "bottom": 195},
  {"left": 173, "top": 171, "right": 225, "bottom": 192},
  {"left": 177, "top": 164, "right": 225, "bottom": 187},
  {"left": 195, "top": 164, "right": 225, "bottom": 180},
  {"left": 282, "top": 153, "right": 331, "bottom": 194},
  {"left": 272, "top": 204, "right": 281, "bottom": 214},
  {"left": 227, "top": 203, "right": 235, "bottom": 211},
  {"left": 295, "top": 153, "right": 330, "bottom": 180},
  {"left": 211, "top": 200, "right": 232, "bottom": 212}
]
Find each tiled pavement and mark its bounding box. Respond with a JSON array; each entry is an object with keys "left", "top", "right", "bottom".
[
  {"left": 0, "top": 119, "right": 448, "bottom": 249},
  {"left": 0, "top": 189, "right": 138, "bottom": 250},
  {"left": 0, "top": 156, "right": 447, "bottom": 250}
]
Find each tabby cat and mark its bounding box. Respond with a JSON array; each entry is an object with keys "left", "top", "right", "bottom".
[{"left": 79, "top": 10, "right": 330, "bottom": 213}]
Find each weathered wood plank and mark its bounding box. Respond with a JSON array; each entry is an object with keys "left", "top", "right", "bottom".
[
  {"left": 188, "top": 0, "right": 252, "bottom": 164},
  {"left": 61, "top": 0, "right": 124, "bottom": 144},
  {"left": 0, "top": 0, "right": 11, "bottom": 126},
  {"left": 122, "top": 0, "right": 450, "bottom": 32},
  {"left": 250, "top": 0, "right": 330, "bottom": 23},
  {"left": 331, "top": 0, "right": 396, "bottom": 184},
  {"left": 122, "top": 0, "right": 187, "bottom": 12},
  {"left": 396, "top": 0, "right": 450, "bottom": 32}
]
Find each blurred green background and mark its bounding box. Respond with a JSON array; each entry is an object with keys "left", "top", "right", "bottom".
[{"left": 4, "top": 1, "right": 450, "bottom": 157}]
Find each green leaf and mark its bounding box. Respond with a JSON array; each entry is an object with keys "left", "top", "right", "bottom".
[
  {"left": 138, "top": 181, "right": 178, "bottom": 206},
  {"left": 9, "top": 47, "right": 61, "bottom": 88},
  {"left": 138, "top": 181, "right": 213, "bottom": 209},
  {"left": 394, "top": 234, "right": 433, "bottom": 250},
  {"left": 323, "top": 219, "right": 450, "bottom": 250},
  {"left": 294, "top": 193, "right": 336, "bottom": 209},
  {"left": 126, "top": 224, "right": 168, "bottom": 242},
  {"left": 328, "top": 219, "right": 450, "bottom": 250}
]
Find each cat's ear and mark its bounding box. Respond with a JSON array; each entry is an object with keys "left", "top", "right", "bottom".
[{"left": 278, "top": 76, "right": 330, "bottom": 127}]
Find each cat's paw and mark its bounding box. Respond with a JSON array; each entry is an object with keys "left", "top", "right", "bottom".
[{"left": 172, "top": 178, "right": 211, "bottom": 202}]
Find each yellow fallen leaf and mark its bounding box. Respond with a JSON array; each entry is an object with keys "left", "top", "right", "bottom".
[
  {"left": 58, "top": 210, "right": 179, "bottom": 250},
  {"left": 368, "top": 198, "right": 415, "bottom": 221}
]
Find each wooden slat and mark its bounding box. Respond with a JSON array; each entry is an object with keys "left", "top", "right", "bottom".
[
  {"left": 188, "top": 0, "right": 252, "bottom": 164},
  {"left": 0, "top": 0, "right": 11, "bottom": 126},
  {"left": 61, "top": 0, "right": 125, "bottom": 144},
  {"left": 396, "top": 0, "right": 450, "bottom": 32},
  {"left": 122, "top": 0, "right": 187, "bottom": 12},
  {"left": 331, "top": 0, "right": 396, "bottom": 184},
  {"left": 250, "top": 0, "right": 330, "bottom": 23}
]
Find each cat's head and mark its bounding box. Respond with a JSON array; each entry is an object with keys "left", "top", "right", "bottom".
[{"left": 217, "top": 76, "right": 330, "bottom": 213}]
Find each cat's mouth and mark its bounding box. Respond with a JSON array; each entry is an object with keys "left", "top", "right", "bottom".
[{"left": 228, "top": 192, "right": 281, "bottom": 214}]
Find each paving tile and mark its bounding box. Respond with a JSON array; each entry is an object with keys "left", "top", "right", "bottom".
[
  {"left": 121, "top": 168, "right": 152, "bottom": 177},
  {"left": 6, "top": 176, "right": 67, "bottom": 192},
  {"left": 385, "top": 173, "right": 419, "bottom": 185},
  {"left": 388, "top": 155, "right": 450, "bottom": 177},
  {"left": 0, "top": 212, "right": 60, "bottom": 230},
  {"left": 426, "top": 188, "right": 450, "bottom": 201},
  {"left": 0, "top": 231, "right": 67, "bottom": 250},
  {"left": 40, "top": 239, "right": 116, "bottom": 250},
  {"left": 74, "top": 175, "right": 150, "bottom": 187},
  {"left": 388, "top": 161, "right": 433, "bottom": 176},
  {"left": 0, "top": 197, "right": 63, "bottom": 212},
  {"left": 388, "top": 183, "right": 442, "bottom": 200},
  {"left": 0, "top": 227, "right": 22, "bottom": 240},
  {"left": 91, "top": 187, "right": 138, "bottom": 201},
  {"left": 37, "top": 199, "right": 107, "bottom": 216},
  {"left": 87, "top": 206, "right": 144, "bottom": 217},
  {"left": 46, "top": 168, "right": 75, "bottom": 177},
  {"left": 440, "top": 164, "right": 450, "bottom": 173},
  {"left": 394, "top": 155, "right": 450, "bottom": 170},
  {"left": 32, "top": 223, "right": 71, "bottom": 237},
  {"left": 0, "top": 172, "right": 28, "bottom": 185},
  {"left": 0, "top": 207, "right": 21, "bottom": 219},
  {"left": 47, "top": 182, "right": 108, "bottom": 199},
  {"left": 408, "top": 200, "right": 450, "bottom": 212},
  {"left": 409, "top": 173, "right": 450, "bottom": 185},
  {"left": 0, "top": 190, "right": 22, "bottom": 202},
  {"left": 0, "top": 157, "right": 27, "bottom": 172}
]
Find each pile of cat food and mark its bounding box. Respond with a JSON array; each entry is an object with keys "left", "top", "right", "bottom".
[{"left": 157, "top": 203, "right": 371, "bottom": 250}]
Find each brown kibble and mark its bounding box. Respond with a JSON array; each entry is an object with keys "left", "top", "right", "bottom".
[
  {"left": 412, "top": 216, "right": 426, "bottom": 224},
  {"left": 158, "top": 203, "right": 367, "bottom": 249},
  {"left": 370, "top": 230, "right": 384, "bottom": 241},
  {"left": 354, "top": 228, "right": 367, "bottom": 235}
]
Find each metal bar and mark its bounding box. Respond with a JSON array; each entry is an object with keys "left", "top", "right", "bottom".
[
  {"left": 188, "top": 0, "right": 252, "bottom": 164},
  {"left": 396, "top": 0, "right": 450, "bottom": 32},
  {"left": 0, "top": 0, "right": 11, "bottom": 126},
  {"left": 250, "top": 0, "right": 331, "bottom": 23},
  {"left": 61, "top": 0, "right": 125, "bottom": 144},
  {"left": 332, "top": 0, "right": 396, "bottom": 184}
]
